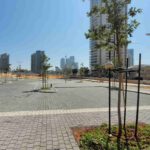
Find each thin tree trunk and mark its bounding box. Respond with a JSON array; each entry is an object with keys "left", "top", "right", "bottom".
[
  {"left": 5, "top": 72, "right": 7, "bottom": 83},
  {"left": 45, "top": 73, "right": 47, "bottom": 88},
  {"left": 121, "top": 74, "right": 125, "bottom": 108},
  {"left": 116, "top": 33, "right": 122, "bottom": 137},
  {"left": 118, "top": 72, "right": 122, "bottom": 137},
  {"left": 42, "top": 73, "right": 44, "bottom": 89},
  {"left": 44, "top": 74, "right": 45, "bottom": 89}
]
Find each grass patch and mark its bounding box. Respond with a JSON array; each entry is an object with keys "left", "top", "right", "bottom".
[{"left": 75, "top": 123, "right": 150, "bottom": 150}]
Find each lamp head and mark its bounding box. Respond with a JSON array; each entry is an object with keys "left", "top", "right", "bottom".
[{"left": 105, "top": 61, "right": 114, "bottom": 70}]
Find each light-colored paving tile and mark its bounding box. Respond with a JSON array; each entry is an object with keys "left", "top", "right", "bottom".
[
  {"left": 0, "top": 105, "right": 150, "bottom": 117},
  {"left": 0, "top": 109, "right": 149, "bottom": 150}
]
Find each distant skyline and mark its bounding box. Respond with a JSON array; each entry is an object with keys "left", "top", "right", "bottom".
[{"left": 0, "top": 0, "right": 149, "bottom": 70}]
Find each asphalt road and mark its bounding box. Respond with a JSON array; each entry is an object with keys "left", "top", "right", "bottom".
[{"left": 0, "top": 78, "right": 149, "bottom": 112}]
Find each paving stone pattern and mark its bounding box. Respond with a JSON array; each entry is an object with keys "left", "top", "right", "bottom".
[
  {"left": 0, "top": 79, "right": 149, "bottom": 149},
  {"left": 0, "top": 79, "right": 150, "bottom": 112},
  {"left": 0, "top": 109, "right": 149, "bottom": 150}
]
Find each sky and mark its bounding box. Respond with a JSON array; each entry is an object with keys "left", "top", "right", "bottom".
[
  {"left": 129, "top": 0, "right": 150, "bottom": 65},
  {"left": 0, "top": 0, "right": 149, "bottom": 70}
]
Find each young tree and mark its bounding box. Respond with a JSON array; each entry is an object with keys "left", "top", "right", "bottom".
[
  {"left": 41, "top": 54, "right": 52, "bottom": 89},
  {"left": 94, "top": 64, "right": 105, "bottom": 77},
  {"left": 80, "top": 67, "right": 89, "bottom": 77},
  {"left": 85, "top": 0, "right": 141, "bottom": 137},
  {"left": 62, "top": 65, "right": 72, "bottom": 83},
  {"left": 72, "top": 69, "right": 78, "bottom": 76},
  {"left": 65, "top": 67, "right": 72, "bottom": 80}
]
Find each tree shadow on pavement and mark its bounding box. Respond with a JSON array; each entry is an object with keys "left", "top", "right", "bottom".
[{"left": 22, "top": 89, "right": 39, "bottom": 93}]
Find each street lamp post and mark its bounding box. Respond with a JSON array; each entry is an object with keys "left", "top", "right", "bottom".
[{"left": 105, "top": 51, "right": 114, "bottom": 136}]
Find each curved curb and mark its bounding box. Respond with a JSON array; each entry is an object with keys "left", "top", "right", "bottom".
[{"left": 38, "top": 88, "right": 57, "bottom": 93}]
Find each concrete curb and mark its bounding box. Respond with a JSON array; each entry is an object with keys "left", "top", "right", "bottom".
[
  {"left": 38, "top": 88, "right": 57, "bottom": 93},
  {"left": 127, "top": 90, "right": 150, "bottom": 95}
]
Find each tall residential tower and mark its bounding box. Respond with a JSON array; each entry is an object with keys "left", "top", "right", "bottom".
[
  {"left": 0, "top": 53, "right": 9, "bottom": 72},
  {"left": 90, "top": 0, "right": 126, "bottom": 70},
  {"left": 128, "top": 49, "right": 134, "bottom": 67},
  {"left": 60, "top": 56, "right": 78, "bottom": 70},
  {"left": 31, "top": 50, "right": 45, "bottom": 74}
]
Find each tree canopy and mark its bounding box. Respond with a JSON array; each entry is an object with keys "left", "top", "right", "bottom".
[{"left": 86, "top": 0, "right": 142, "bottom": 66}]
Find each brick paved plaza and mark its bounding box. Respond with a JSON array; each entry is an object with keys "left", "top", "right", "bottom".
[{"left": 0, "top": 79, "right": 150, "bottom": 150}]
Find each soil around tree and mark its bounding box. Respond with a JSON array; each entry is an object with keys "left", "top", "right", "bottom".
[{"left": 72, "top": 123, "right": 150, "bottom": 150}]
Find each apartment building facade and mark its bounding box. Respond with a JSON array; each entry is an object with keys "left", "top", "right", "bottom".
[{"left": 90, "top": 0, "right": 127, "bottom": 70}]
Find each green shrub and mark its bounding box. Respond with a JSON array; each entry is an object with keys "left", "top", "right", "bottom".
[{"left": 79, "top": 124, "right": 150, "bottom": 150}]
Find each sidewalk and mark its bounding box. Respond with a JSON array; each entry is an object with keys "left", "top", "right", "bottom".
[
  {"left": 0, "top": 106, "right": 149, "bottom": 150},
  {"left": 84, "top": 79, "right": 150, "bottom": 95}
]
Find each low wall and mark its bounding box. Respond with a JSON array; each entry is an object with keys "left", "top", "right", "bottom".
[
  {"left": 83, "top": 77, "right": 150, "bottom": 85},
  {"left": 0, "top": 73, "right": 64, "bottom": 79}
]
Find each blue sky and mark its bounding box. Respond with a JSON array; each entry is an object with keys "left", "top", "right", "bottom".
[
  {"left": 0, "top": 0, "right": 149, "bottom": 70},
  {"left": 129, "top": 0, "right": 150, "bottom": 65}
]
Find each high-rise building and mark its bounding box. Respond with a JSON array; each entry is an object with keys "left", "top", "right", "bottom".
[
  {"left": 66, "top": 58, "right": 71, "bottom": 68},
  {"left": 60, "top": 58, "right": 66, "bottom": 70},
  {"left": 90, "top": 0, "right": 126, "bottom": 70},
  {"left": 60, "top": 56, "right": 78, "bottom": 70},
  {"left": 128, "top": 49, "right": 134, "bottom": 67},
  {"left": 69, "top": 56, "right": 75, "bottom": 64},
  {"left": 0, "top": 53, "right": 9, "bottom": 72},
  {"left": 31, "top": 50, "right": 45, "bottom": 74}
]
